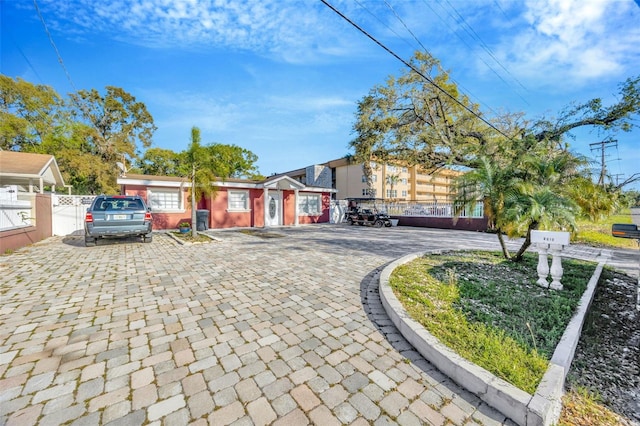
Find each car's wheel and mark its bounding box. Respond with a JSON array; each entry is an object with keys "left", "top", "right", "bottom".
[
  {"left": 374, "top": 220, "right": 384, "bottom": 228},
  {"left": 143, "top": 233, "right": 153, "bottom": 243},
  {"left": 85, "top": 237, "right": 96, "bottom": 247},
  {"left": 347, "top": 217, "right": 354, "bottom": 225}
]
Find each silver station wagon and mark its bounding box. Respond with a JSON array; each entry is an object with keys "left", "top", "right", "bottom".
[{"left": 84, "top": 195, "right": 153, "bottom": 246}]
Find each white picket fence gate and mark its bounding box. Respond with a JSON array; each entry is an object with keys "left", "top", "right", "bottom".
[{"left": 52, "top": 194, "right": 96, "bottom": 236}]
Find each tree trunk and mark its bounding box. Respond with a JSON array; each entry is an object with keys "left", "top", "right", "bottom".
[
  {"left": 191, "top": 165, "right": 198, "bottom": 238},
  {"left": 512, "top": 223, "right": 537, "bottom": 262},
  {"left": 496, "top": 229, "right": 512, "bottom": 260}
]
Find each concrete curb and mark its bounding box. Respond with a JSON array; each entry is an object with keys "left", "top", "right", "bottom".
[{"left": 379, "top": 249, "right": 610, "bottom": 426}]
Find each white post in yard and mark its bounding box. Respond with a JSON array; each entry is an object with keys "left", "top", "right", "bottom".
[
  {"left": 536, "top": 244, "right": 550, "bottom": 288},
  {"left": 530, "top": 231, "right": 570, "bottom": 291},
  {"left": 549, "top": 244, "right": 565, "bottom": 290}
]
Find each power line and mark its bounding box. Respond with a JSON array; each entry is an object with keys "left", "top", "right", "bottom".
[
  {"left": 377, "top": 0, "right": 502, "bottom": 118},
  {"left": 422, "top": 0, "right": 529, "bottom": 106},
  {"left": 353, "top": 0, "right": 417, "bottom": 54},
  {"left": 320, "top": 0, "right": 510, "bottom": 139},
  {"left": 382, "top": 0, "right": 428, "bottom": 53},
  {"left": 441, "top": 0, "right": 529, "bottom": 94},
  {"left": 33, "top": 0, "right": 78, "bottom": 93},
  {"left": 9, "top": 36, "right": 45, "bottom": 83}
]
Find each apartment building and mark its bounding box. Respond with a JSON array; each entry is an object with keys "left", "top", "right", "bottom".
[{"left": 281, "top": 156, "right": 463, "bottom": 202}]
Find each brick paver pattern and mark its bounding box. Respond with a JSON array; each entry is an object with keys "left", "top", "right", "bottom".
[{"left": 0, "top": 225, "right": 537, "bottom": 425}]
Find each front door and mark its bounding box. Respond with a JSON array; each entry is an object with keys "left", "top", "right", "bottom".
[{"left": 265, "top": 192, "right": 281, "bottom": 227}]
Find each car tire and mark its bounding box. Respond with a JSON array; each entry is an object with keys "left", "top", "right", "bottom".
[
  {"left": 347, "top": 218, "right": 354, "bottom": 225},
  {"left": 85, "top": 237, "right": 96, "bottom": 247},
  {"left": 374, "top": 220, "right": 384, "bottom": 228},
  {"left": 143, "top": 234, "right": 153, "bottom": 243}
]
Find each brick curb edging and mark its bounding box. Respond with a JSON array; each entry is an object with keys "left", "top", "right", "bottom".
[{"left": 378, "top": 249, "right": 610, "bottom": 426}]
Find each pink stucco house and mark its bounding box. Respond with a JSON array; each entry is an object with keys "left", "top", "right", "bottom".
[{"left": 118, "top": 173, "right": 336, "bottom": 230}]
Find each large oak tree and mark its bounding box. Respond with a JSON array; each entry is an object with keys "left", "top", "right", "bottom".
[
  {"left": 350, "top": 53, "right": 639, "bottom": 260},
  {"left": 1, "top": 76, "right": 158, "bottom": 193}
]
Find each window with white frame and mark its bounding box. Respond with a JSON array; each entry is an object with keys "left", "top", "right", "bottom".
[
  {"left": 228, "top": 190, "right": 250, "bottom": 211},
  {"left": 386, "top": 189, "right": 398, "bottom": 198},
  {"left": 362, "top": 175, "right": 367, "bottom": 183},
  {"left": 298, "top": 193, "right": 321, "bottom": 215},
  {"left": 401, "top": 190, "right": 407, "bottom": 197},
  {"left": 148, "top": 188, "right": 181, "bottom": 210},
  {"left": 362, "top": 188, "right": 373, "bottom": 196}
]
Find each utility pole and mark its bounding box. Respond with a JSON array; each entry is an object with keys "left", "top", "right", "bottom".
[
  {"left": 589, "top": 139, "right": 617, "bottom": 186},
  {"left": 611, "top": 173, "right": 625, "bottom": 186}
]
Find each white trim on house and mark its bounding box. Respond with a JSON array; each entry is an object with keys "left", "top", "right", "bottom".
[
  {"left": 117, "top": 177, "right": 187, "bottom": 188},
  {"left": 216, "top": 181, "right": 260, "bottom": 189},
  {"left": 263, "top": 175, "right": 306, "bottom": 190}
]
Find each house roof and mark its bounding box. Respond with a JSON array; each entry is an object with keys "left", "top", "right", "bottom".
[{"left": 0, "top": 151, "right": 66, "bottom": 190}]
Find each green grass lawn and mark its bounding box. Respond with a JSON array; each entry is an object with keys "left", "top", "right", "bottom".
[
  {"left": 574, "top": 211, "right": 638, "bottom": 249},
  {"left": 389, "top": 251, "right": 595, "bottom": 394}
]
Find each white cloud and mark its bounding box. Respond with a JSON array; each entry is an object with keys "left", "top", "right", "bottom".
[
  {"left": 38, "top": 0, "right": 368, "bottom": 64},
  {"left": 495, "top": 0, "right": 640, "bottom": 87}
]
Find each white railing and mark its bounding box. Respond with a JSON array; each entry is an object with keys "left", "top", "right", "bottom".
[
  {"left": 0, "top": 199, "right": 33, "bottom": 230},
  {"left": 381, "top": 201, "right": 484, "bottom": 218}
]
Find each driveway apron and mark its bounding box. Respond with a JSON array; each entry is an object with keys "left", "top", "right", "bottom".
[{"left": 0, "top": 225, "right": 618, "bottom": 425}]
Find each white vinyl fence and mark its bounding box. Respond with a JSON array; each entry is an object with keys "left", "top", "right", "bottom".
[{"left": 52, "top": 194, "right": 96, "bottom": 236}]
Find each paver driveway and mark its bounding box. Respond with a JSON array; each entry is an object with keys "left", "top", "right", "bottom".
[{"left": 0, "top": 225, "right": 611, "bottom": 425}]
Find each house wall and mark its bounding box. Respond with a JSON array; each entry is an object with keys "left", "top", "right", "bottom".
[
  {"left": 0, "top": 193, "right": 52, "bottom": 252},
  {"left": 283, "top": 191, "right": 294, "bottom": 226},
  {"left": 122, "top": 182, "right": 331, "bottom": 230},
  {"left": 208, "top": 189, "right": 265, "bottom": 229},
  {"left": 295, "top": 192, "right": 331, "bottom": 225},
  {"left": 122, "top": 184, "right": 193, "bottom": 230}
]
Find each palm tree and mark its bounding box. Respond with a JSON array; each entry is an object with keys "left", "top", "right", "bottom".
[
  {"left": 502, "top": 151, "right": 584, "bottom": 260},
  {"left": 503, "top": 182, "right": 578, "bottom": 261},
  {"left": 455, "top": 149, "right": 604, "bottom": 262},
  {"left": 185, "top": 127, "right": 217, "bottom": 238},
  {"left": 386, "top": 173, "right": 400, "bottom": 200},
  {"left": 454, "top": 156, "right": 516, "bottom": 259}
]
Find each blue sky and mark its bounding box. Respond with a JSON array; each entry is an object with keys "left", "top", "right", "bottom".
[{"left": 2, "top": 0, "right": 639, "bottom": 189}]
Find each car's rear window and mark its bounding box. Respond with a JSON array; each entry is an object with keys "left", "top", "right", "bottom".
[{"left": 94, "top": 198, "right": 144, "bottom": 211}]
